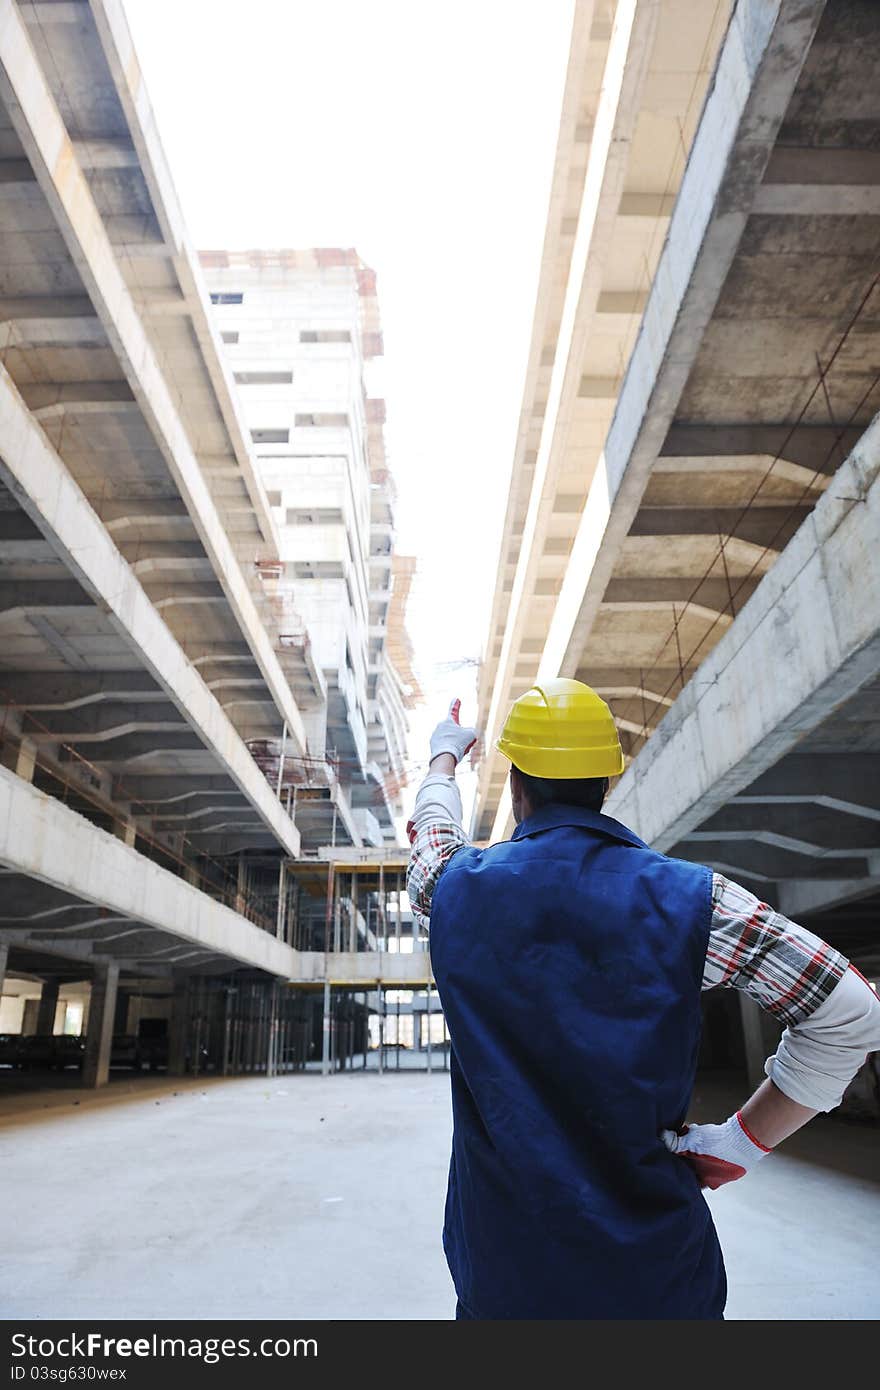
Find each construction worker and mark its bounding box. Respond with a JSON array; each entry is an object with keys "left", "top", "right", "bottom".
[{"left": 407, "top": 679, "right": 880, "bottom": 1320}]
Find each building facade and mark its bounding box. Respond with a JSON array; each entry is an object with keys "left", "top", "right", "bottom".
[{"left": 202, "top": 250, "right": 415, "bottom": 851}]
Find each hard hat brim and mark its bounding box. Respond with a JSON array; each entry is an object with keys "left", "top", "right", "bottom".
[{"left": 496, "top": 736, "right": 624, "bottom": 779}]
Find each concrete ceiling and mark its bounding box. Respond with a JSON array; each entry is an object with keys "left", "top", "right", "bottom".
[{"left": 475, "top": 0, "right": 880, "bottom": 843}]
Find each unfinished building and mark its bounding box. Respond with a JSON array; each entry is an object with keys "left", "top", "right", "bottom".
[
  {"left": 0, "top": 0, "right": 423, "bottom": 1090},
  {"left": 475, "top": 0, "right": 880, "bottom": 1088},
  {"left": 202, "top": 249, "right": 417, "bottom": 853}
]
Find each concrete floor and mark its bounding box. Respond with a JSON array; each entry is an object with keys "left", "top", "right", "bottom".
[{"left": 0, "top": 1072, "right": 876, "bottom": 1320}]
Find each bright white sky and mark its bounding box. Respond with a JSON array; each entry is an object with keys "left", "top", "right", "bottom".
[{"left": 122, "top": 0, "right": 574, "bottom": 814}]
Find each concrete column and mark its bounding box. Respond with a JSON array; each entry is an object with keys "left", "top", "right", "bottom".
[
  {"left": 0, "top": 942, "right": 8, "bottom": 997},
  {"left": 167, "top": 980, "right": 189, "bottom": 1076},
  {"left": 235, "top": 852, "right": 248, "bottom": 915},
  {"left": 426, "top": 986, "right": 433, "bottom": 1075},
  {"left": 113, "top": 989, "right": 130, "bottom": 1035},
  {"left": 35, "top": 980, "right": 60, "bottom": 1036},
  {"left": 21, "top": 998, "right": 40, "bottom": 1035},
  {"left": 114, "top": 820, "right": 137, "bottom": 848},
  {"left": 81, "top": 963, "right": 119, "bottom": 1088},
  {"left": 321, "top": 980, "right": 331, "bottom": 1076},
  {"left": 738, "top": 995, "right": 782, "bottom": 1094},
  {"left": 275, "top": 861, "right": 286, "bottom": 941},
  {"left": 14, "top": 738, "right": 37, "bottom": 783}
]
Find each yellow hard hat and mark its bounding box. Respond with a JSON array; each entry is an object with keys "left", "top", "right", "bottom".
[{"left": 495, "top": 677, "right": 624, "bottom": 779}]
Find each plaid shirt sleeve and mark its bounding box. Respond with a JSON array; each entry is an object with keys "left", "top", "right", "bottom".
[
  {"left": 405, "top": 771, "right": 470, "bottom": 930},
  {"left": 704, "top": 873, "right": 849, "bottom": 1026},
  {"left": 406, "top": 819, "right": 469, "bottom": 931}
]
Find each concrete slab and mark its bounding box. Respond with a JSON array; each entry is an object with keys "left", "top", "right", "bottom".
[
  {"left": 0, "top": 1073, "right": 876, "bottom": 1320},
  {"left": 0, "top": 764, "right": 298, "bottom": 978}
]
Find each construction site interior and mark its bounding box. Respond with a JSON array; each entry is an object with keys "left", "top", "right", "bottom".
[{"left": 0, "top": 0, "right": 878, "bottom": 1325}]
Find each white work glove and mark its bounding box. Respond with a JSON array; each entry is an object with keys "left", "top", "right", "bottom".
[
  {"left": 661, "top": 1113, "right": 772, "bottom": 1190},
  {"left": 429, "top": 699, "right": 478, "bottom": 764}
]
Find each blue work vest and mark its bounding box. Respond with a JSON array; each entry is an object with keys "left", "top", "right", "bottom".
[{"left": 429, "top": 803, "right": 726, "bottom": 1320}]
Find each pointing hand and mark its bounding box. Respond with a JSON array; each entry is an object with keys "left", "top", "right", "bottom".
[{"left": 429, "top": 699, "right": 479, "bottom": 765}]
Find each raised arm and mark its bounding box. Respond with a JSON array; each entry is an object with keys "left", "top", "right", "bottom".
[{"left": 405, "top": 700, "right": 478, "bottom": 931}]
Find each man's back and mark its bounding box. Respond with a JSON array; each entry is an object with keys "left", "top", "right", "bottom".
[{"left": 429, "top": 804, "right": 726, "bottom": 1320}]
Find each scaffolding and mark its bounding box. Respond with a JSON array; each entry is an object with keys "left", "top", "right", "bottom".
[
  {"left": 286, "top": 855, "right": 423, "bottom": 957},
  {"left": 173, "top": 975, "right": 449, "bottom": 1077}
]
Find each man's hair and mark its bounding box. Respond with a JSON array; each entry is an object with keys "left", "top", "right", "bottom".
[{"left": 516, "top": 769, "right": 608, "bottom": 813}]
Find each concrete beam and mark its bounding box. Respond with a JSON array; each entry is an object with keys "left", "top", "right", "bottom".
[
  {"left": 146, "top": 586, "right": 228, "bottom": 611},
  {"left": 606, "top": 413, "right": 880, "bottom": 852},
  {"left": 72, "top": 137, "right": 138, "bottom": 171},
  {"left": 683, "top": 802, "right": 880, "bottom": 856},
  {"left": 287, "top": 951, "right": 434, "bottom": 987},
  {"left": 0, "top": 155, "right": 34, "bottom": 182},
  {"left": 0, "top": 877, "right": 93, "bottom": 920},
  {"left": 101, "top": 498, "right": 190, "bottom": 529},
  {"left": 0, "top": 1, "right": 307, "bottom": 754},
  {"left": 603, "top": 577, "right": 760, "bottom": 616},
  {"left": 653, "top": 453, "right": 830, "bottom": 496},
  {"left": 0, "top": 763, "right": 298, "bottom": 977},
  {"left": 110, "top": 777, "right": 244, "bottom": 807},
  {"left": 675, "top": 838, "right": 871, "bottom": 881},
  {"left": 732, "top": 753, "right": 880, "bottom": 821},
  {"left": 22, "top": 381, "right": 134, "bottom": 413},
  {"left": 629, "top": 506, "right": 811, "bottom": 548},
  {"left": 22, "top": 701, "right": 185, "bottom": 742},
  {"left": 0, "top": 295, "right": 95, "bottom": 322},
  {"left": 538, "top": 0, "right": 827, "bottom": 684},
  {"left": 753, "top": 183, "right": 880, "bottom": 215},
  {"left": 660, "top": 423, "right": 862, "bottom": 476},
  {"left": 754, "top": 147, "right": 880, "bottom": 213},
  {"left": 1, "top": 314, "right": 103, "bottom": 349},
  {"left": 777, "top": 875, "right": 880, "bottom": 923},
  {"left": 0, "top": 580, "right": 93, "bottom": 613},
  {"left": 27, "top": 613, "right": 91, "bottom": 669},
  {"left": 151, "top": 803, "right": 251, "bottom": 827},
  {"left": 0, "top": 364, "right": 299, "bottom": 857},
  {"left": 762, "top": 147, "right": 880, "bottom": 186},
  {"left": 0, "top": 671, "right": 164, "bottom": 711},
  {"left": 28, "top": 915, "right": 132, "bottom": 939}
]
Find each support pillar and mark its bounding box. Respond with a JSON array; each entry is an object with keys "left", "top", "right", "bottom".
[
  {"left": 113, "top": 988, "right": 129, "bottom": 1035},
  {"left": 275, "top": 860, "right": 286, "bottom": 941},
  {"left": 168, "top": 979, "right": 189, "bottom": 1076},
  {"left": 738, "top": 994, "right": 782, "bottom": 1094},
  {"left": 35, "top": 979, "right": 60, "bottom": 1036},
  {"left": 114, "top": 818, "right": 137, "bottom": 847},
  {"left": 321, "top": 980, "right": 331, "bottom": 1076},
  {"left": 0, "top": 942, "right": 9, "bottom": 998},
  {"left": 378, "top": 985, "right": 384, "bottom": 1074},
  {"left": 14, "top": 738, "right": 37, "bottom": 783},
  {"left": 81, "top": 963, "right": 119, "bottom": 1088},
  {"left": 235, "top": 852, "right": 247, "bottom": 915}
]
